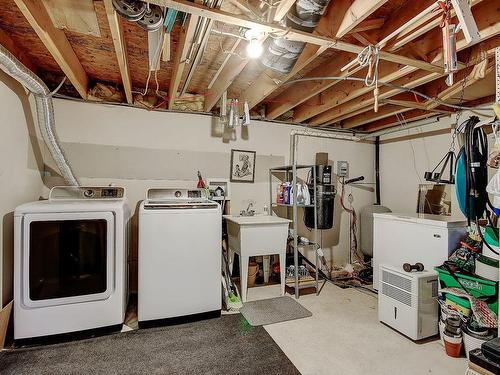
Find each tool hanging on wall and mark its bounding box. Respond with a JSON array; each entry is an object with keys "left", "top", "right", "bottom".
[
  {"left": 439, "top": 1, "right": 458, "bottom": 87},
  {"left": 424, "top": 151, "right": 456, "bottom": 184}
]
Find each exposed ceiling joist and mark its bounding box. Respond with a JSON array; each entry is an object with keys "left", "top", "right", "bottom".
[
  {"left": 148, "top": 0, "right": 442, "bottom": 73},
  {"left": 268, "top": 0, "right": 458, "bottom": 121},
  {"left": 204, "top": 40, "right": 249, "bottom": 111},
  {"left": 336, "top": 0, "right": 389, "bottom": 38},
  {"left": 204, "top": 1, "right": 295, "bottom": 112},
  {"left": 387, "top": 0, "right": 484, "bottom": 52},
  {"left": 382, "top": 99, "right": 453, "bottom": 114},
  {"left": 13, "top": 0, "right": 88, "bottom": 99},
  {"left": 363, "top": 108, "right": 434, "bottom": 132},
  {"left": 265, "top": 53, "right": 363, "bottom": 119},
  {"left": 103, "top": 0, "right": 132, "bottom": 104},
  {"left": 239, "top": 0, "right": 352, "bottom": 110},
  {"left": 343, "top": 102, "right": 415, "bottom": 129},
  {"left": 349, "top": 18, "right": 385, "bottom": 34},
  {"left": 168, "top": 14, "right": 200, "bottom": 109},
  {"left": 273, "top": 0, "right": 296, "bottom": 22},
  {"left": 341, "top": 61, "right": 495, "bottom": 129},
  {"left": 299, "top": 1, "right": 499, "bottom": 125},
  {"left": 365, "top": 94, "right": 496, "bottom": 132}
]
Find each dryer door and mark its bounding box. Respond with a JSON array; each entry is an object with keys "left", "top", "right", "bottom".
[{"left": 22, "top": 211, "right": 115, "bottom": 308}]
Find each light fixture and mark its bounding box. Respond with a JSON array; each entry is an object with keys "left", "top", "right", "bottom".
[
  {"left": 245, "top": 29, "right": 264, "bottom": 58},
  {"left": 246, "top": 39, "right": 263, "bottom": 58}
]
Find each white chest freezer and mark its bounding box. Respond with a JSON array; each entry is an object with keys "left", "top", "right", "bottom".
[{"left": 373, "top": 213, "right": 467, "bottom": 290}]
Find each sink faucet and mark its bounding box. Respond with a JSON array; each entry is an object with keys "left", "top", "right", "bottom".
[{"left": 240, "top": 203, "right": 255, "bottom": 216}]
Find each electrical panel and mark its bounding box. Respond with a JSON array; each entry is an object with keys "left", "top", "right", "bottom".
[{"left": 337, "top": 161, "right": 349, "bottom": 178}]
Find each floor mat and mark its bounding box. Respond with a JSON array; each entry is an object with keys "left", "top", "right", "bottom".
[
  {"left": 0, "top": 315, "right": 300, "bottom": 375},
  {"left": 241, "top": 296, "right": 312, "bottom": 326}
]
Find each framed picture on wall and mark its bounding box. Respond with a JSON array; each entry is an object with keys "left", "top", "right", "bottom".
[{"left": 230, "top": 149, "right": 256, "bottom": 183}]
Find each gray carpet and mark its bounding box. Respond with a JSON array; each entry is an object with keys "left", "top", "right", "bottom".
[
  {"left": 240, "top": 296, "right": 312, "bottom": 326},
  {"left": 0, "top": 314, "right": 300, "bottom": 375}
]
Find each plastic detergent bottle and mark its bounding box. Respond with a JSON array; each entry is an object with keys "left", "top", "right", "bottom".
[
  {"left": 284, "top": 182, "right": 292, "bottom": 204},
  {"left": 296, "top": 182, "right": 304, "bottom": 205}
]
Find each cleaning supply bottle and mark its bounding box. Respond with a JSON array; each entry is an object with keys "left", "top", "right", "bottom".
[
  {"left": 302, "top": 184, "right": 311, "bottom": 205},
  {"left": 284, "top": 182, "right": 292, "bottom": 204},
  {"left": 296, "top": 182, "right": 304, "bottom": 205}
]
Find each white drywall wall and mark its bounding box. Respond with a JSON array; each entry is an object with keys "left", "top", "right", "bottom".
[
  {"left": 0, "top": 73, "right": 44, "bottom": 307},
  {"left": 379, "top": 111, "right": 496, "bottom": 219},
  {"left": 41, "top": 98, "right": 375, "bottom": 286}
]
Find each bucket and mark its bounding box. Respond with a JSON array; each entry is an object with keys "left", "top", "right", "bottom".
[
  {"left": 475, "top": 255, "right": 499, "bottom": 281},
  {"left": 463, "top": 327, "right": 494, "bottom": 359},
  {"left": 247, "top": 262, "right": 259, "bottom": 287},
  {"left": 443, "top": 332, "right": 463, "bottom": 357}
]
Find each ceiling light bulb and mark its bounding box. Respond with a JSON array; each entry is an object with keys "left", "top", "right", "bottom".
[{"left": 247, "top": 38, "right": 263, "bottom": 58}]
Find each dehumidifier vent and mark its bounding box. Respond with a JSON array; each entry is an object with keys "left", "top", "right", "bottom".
[
  {"left": 381, "top": 283, "right": 412, "bottom": 307},
  {"left": 382, "top": 269, "right": 412, "bottom": 292}
]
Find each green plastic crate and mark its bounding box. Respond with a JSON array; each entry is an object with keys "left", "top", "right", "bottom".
[{"left": 434, "top": 266, "right": 498, "bottom": 315}]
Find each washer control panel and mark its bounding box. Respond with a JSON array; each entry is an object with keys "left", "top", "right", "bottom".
[{"left": 147, "top": 188, "right": 206, "bottom": 201}]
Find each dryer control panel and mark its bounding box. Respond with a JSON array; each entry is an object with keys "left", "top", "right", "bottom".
[{"left": 49, "top": 186, "right": 125, "bottom": 200}]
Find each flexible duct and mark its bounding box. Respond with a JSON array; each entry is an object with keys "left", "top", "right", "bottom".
[
  {"left": 261, "top": 0, "right": 331, "bottom": 73},
  {"left": 0, "top": 45, "right": 79, "bottom": 186}
]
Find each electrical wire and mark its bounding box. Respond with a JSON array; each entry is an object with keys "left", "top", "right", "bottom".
[
  {"left": 282, "top": 76, "right": 493, "bottom": 112},
  {"left": 45, "top": 76, "right": 67, "bottom": 97}
]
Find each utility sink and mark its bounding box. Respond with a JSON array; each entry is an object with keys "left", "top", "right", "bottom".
[
  {"left": 224, "top": 214, "right": 291, "bottom": 226},
  {"left": 223, "top": 214, "right": 291, "bottom": 302}
]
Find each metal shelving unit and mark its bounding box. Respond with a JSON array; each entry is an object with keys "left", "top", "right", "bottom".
[{"left": 269, "top": 165, "right": 319, "bottom": 298}]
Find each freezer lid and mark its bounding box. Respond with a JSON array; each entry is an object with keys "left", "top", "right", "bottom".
[{"left": 372, "top": 212, "right": 467, "bottom": 228}]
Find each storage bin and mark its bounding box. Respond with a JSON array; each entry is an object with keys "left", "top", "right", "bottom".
[
  {"left": 434, "top": 266, "right": 498, "bottom": 314},
  {"left": 445, "top": 294, "right": 472, "bottom": 317},
  {"left": 482, "top": 226, "right": 500, "bottom": 259}
]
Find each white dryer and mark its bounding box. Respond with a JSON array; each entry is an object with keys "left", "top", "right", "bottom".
[
  {"left": 138, "top": 188, "right": 221, "bottom": 326},
  {"left": 14, "top": 186, "right": 130, "bottom": 343}
]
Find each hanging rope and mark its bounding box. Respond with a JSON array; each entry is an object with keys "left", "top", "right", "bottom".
[{"left": 356, "top": 45, "right": 380, "bottom": 112}]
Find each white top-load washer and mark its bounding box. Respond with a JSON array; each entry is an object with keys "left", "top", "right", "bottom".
[
  {"left": 138, "top": 188, "right": 221, "bottom": 326},
  {"left": 14, "top": 186, "right": 130, "bottom": 343}
]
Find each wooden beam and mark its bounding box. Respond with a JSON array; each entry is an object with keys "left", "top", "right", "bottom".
[
  {"left": 0, "top": 28, "right": 38, "bottom": 73},
  {"left": 314, "top": 69, "right": 441, "bottom": 127},
  {"left": 240, "top": 0, "right": 351, "bottom": 110},
  {"left": 387, "top": 0, "right": 484, "bottom": 51},
  {"left": 267, "top": 0, "right": 463, "bottom": 122},
  {"left": 349, "top": 18, "right": 385, "bottom": 34},
  {"left": 341, "top": 62, "right": 495, "bottom": 130},
  {"left": 364, "top": 109, "right": 437, "bottom": 132},
  {"left": 351, "top": 32, "right": 377, "bottom": 46},
  {"left": 148, "top": 0, "right": 442, "bottom": 73},
  {"left": 13, "top": 0, "right": 88, "bottom": 99},
  {"left": 341, "top": 103, "right": 414, "bottom": 129},
  {"left": 273, "top": 0, "right": 296, "bottom": 22},
  {"left": 383, "top": 99, "right": 453, "bottom": 114},
  {"left": 204, "top": 41, "right": 249, "bottom": 111},
  {"left": 168, "top": 14, "right": 200, "bottom": 109},
  {"left": 336, "top": 0, "right": 389, "bottom": 38},
  {"left": 295, "top": 2, "right": 499, "bottom": 124},
  {"left": 103, "top": 0, "right": 132, "bottom": 104},
  {"left": 265, "top": 53, "right": 362, "bottom": 119},
  {"left": 204, "top": 0, "right": 293, "bottom": 112}
]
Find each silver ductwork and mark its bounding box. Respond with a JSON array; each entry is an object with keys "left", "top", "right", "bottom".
[
  {"left": 262, "top": 0, "right": 331, "bottom": 73},
  {"left": 0, "top": 45, "right": 79, "bottom": 186}
]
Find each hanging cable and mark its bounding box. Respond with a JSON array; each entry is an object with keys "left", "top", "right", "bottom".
[{"left": 283, "top": 75, "right": 493, "bottom": 112}]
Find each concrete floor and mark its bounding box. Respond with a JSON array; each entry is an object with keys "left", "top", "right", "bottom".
[{"left": 245, "top": 282, "right": 467, "bottom": 375}]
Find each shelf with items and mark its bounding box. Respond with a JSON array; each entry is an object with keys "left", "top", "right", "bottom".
[
  {"left": 269, "top": 164, "right": 320, "bottom": 299},
  {"left": 271, "top": 203, "right": 315, "bottom": 208}
]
